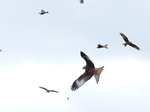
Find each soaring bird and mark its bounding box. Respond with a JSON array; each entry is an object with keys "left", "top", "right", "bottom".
[
  {"left": 120, "top": 33, "right": 140, "bottom": 50},
  {"left": 71, "top": 51, "right": 104, "bottom": 91},
  {"left": 39, "top": 9, "right": 49, "bottom": 15},
  {"left": 39, "top": 86, "right": 59, "bottom": 93},
  {"left": 97, "top": 44, "right": 108, "bottom": 49},
  {"left": 80, "top": 0, "right": 84, "bottom": 4}
]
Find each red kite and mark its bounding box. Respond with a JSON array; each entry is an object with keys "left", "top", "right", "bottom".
[
  {"left": 120, "top": 33, "right": 140, "bottom": 50},
  {"left": 39, "top": 10, "right": 49, "bottom": 15},
  {"left": 71, "top": 51, "right": 104, "bottom": 91},
  {"left": 39, "top": 86, "right": 59, "bottom": 93},
  {"left": 97, "top": 44, "right": 108, "bottom": 49}
]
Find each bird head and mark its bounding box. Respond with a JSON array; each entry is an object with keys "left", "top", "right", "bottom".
[
  {"left": 123, "top": 43, "right": 128, "bottom": 46},
  {"left": 82, "top": 66, "right": 86, "bottom": 69}
]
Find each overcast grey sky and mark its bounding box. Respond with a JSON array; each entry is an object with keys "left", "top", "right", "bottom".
[{"left": 0, "top": 0, "right": 150, "bottom": 112}]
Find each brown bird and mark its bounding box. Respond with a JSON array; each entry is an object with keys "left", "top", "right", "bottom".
[
  {"left": 71, "top": 51, "right": 104, "bottom": 91},
  {"left": 97, "top": 44, "right": 108, "bottom": 49},
  {"left": 39, "top": 86, "right": 59, "bottom": 93},
  {"left": 39, "top": 9, "right": 49, "bottom": 15},
  {"left": 79, "top": 0, "right": 84, "bottom": 4},
  {"left": 120, "top": 33, "right": 140, "bottom": 50}
]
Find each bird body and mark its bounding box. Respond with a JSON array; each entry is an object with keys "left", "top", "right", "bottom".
[
  {"left": 120, "top": 33, "right": 140, "bottom": 50},
  {"left": 71, "top": 51, "right": 104, "bottom": 91},
  {"left": 97, "top": 44, "right": 108, "bottom": 49}
]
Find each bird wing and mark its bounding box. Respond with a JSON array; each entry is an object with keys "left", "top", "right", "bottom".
[
  {"left": 39, "top": 86, "right": 48, "bottom": 91},
  {"left": 120, "top": 33, "right": 130, "bottom": 43},
  {"left": 48, "top": 90, "right": 59, "bottom": 93},
  {"left": 80, "top": 51, "right": 95, "bottom": 70},
  {"left": 128, "top": 43, "right": 140, "bottom": 50},
  {"left": 71, "top": 72, "right": 93, "bottom": 91}
]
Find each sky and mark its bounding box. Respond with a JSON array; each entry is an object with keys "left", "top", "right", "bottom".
[{"left": 0, "top": 0, "right": 150, "bottom": 112}]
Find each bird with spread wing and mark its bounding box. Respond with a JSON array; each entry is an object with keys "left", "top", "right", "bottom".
[
  {"left": 39, "top": 86, "right": 59, "bottom": 93},
  {"left": 71, "top": 51, "right": 104, "bottom": 91},
  {"left": 97, "top": 44, "right": 108, "bottom": 49},
  {"left": 39, "top": 9, "right": 49, "bottom": 15},
  {"left": 120, "top": 33, "right": 140, "bottom": 50}
]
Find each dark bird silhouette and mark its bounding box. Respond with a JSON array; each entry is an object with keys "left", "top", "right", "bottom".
[
  {"left": 120, "top": 33, "right": 140, "bottom": 50},
  {"left": 0, "top": 49, "right": 4, "bottom": 52},
  {"left": 80, "top": 0, "right": 84, "bottom": 4},
  {"left": 67, "top": 97, "right": 69, "bottom": 100},
  {"left": 39, "top": 86, "right": 59, "bottom": 93},
  {"left": 97, "top": 44, "right": 108, "bottom": 49},
  {"left": 39, "top": 9, "right": 49, "bottom": 15},
  {"left": 71, "top": 51, "right": 104, "bottom": 91}
]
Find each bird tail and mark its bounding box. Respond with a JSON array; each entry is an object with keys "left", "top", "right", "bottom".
[
  {"left": 93, "top": 66, "right": 104, "bottom": 84},
  {"left": 46, "top": 11, "right": 49, "bottom": 13},
  {"left": 103, "top": 44, "right": 108, "bottom": 49}
]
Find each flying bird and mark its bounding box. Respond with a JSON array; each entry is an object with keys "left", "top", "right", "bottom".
[
  {"left": 97, "top": 44, "right": 108, "bottom": 49},
  {"left": 80, "top": 0, "right": 84, "bottom": 4},
  {"left": 67, "top": 97, "right": 69, "bottom": 100},
  {"left": 39, "top": 86, "right": 59, "bottom": 93},
  {"left": 120, "top": 33, "right": 140, "bottom": 50},
  {"left": 71, "top": 51, "right": 104, "bottom": 91},
  {"left": 39, "top": 9, "right": 49, "bottom": 15},
  {"left": 0, "top": 49, "right": 4, "bottom": 52}
]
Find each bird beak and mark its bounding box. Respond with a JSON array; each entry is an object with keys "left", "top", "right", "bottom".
[{"left": 82, "top": 66, "right": 86, "bottom": 69}]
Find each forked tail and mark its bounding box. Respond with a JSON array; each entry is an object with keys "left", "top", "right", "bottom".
[
  {"left": 93, "top": 66, "right": 104, "bottom": 83},
  {"left": 103, "top": 44, "right": 108, "bottom": 49}
]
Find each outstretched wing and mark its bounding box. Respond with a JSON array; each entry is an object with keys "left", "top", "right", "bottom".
[
  {"left": 48, "top": 90, "right": 59, "bottom": 93},
  {"left": 39, "top": 86, "right": 48, "bottom": 91},
  {"left": 80, "top": 0, "right": 84, "bottom": 3},
  {"left": 80, "top": 51, "right": 95, "bottom": 70},
  {"left": 128, "top": 43, "right": 140, "bottom": 50},
  {"left": 120, "top": 33, "right": 129, "bottom": 43},
  {"left": 71, "top": 72, "right": 93, "bottom": 91}
]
